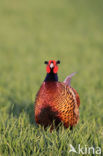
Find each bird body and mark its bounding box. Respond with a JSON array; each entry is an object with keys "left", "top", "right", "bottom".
[{"left": 34, "top": 60, "right": 80, "bottom": 129}]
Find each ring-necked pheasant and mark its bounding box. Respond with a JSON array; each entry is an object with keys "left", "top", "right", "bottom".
[{"left": 34, "top": 60, "right": 80, "bottom": 130}]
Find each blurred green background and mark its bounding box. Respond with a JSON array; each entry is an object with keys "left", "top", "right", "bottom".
[{"left": 0, "top": 0, "right": 103, "bottom": 155}]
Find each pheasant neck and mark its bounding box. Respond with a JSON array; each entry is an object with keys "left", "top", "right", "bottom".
[{"left": 44, "top": 72, "right": 58, "bottom": 82}]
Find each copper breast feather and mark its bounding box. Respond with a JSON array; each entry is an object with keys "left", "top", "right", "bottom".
[{"left": 35, "top": 78, "right": 80, "bottom": 128}]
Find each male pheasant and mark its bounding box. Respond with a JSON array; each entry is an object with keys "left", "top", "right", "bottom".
[{"left": 34, "top": 60, "right": 80, "bottom": 130}]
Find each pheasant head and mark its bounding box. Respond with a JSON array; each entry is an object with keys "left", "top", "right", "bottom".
[{"left": 44, "top": 60, "right": 60, "bottom": 81}]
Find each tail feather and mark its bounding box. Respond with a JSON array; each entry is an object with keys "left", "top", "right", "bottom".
[{"left": 63, "top": 72, "right": 77, "bottom": 87}]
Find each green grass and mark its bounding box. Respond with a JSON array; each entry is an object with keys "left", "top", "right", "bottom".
[{"left": 0, "top": 0, "right": 103, "bottom": 155}]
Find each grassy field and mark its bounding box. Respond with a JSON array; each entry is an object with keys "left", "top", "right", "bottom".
[{"left": 0, "top": 0, "right": 103, "bottom": 155}]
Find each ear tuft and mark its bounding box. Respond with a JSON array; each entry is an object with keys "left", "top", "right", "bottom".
[
  {"left": 44, "top": 61, "right": 48, "bottom": 64},
  {"left": 56, "top": 60, "right": 60, "bottom": 64}
]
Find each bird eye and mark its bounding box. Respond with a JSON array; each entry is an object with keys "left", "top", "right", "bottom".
[
  {"left": 56, "top": 60, "right": 60, "bottom": 64},
  {"left": 44, "top": 61, "right": 48, "bottom": 64}
]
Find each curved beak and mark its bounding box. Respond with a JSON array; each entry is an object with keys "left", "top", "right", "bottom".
[{"left": 50, "top": 63, "right": 54, "bottom": 69}]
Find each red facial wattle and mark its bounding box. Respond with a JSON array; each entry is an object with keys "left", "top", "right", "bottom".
[
  {"left": 46, "top": 65, "right": 51, "bottom": 73},
  {"left": 53, "top": 66, "right": 58, "bottom": 73},
  {"left": 46, "top": 60, "right": 58, "bottom": 74}
]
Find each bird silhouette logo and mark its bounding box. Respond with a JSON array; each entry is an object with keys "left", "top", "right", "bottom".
[{"left": 69, "top": 144, "right": 77, "bottom": 153}]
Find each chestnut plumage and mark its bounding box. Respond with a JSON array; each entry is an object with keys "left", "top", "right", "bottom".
[{"left": 34, "top": 60, "right": 80, "bottom": 130}]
